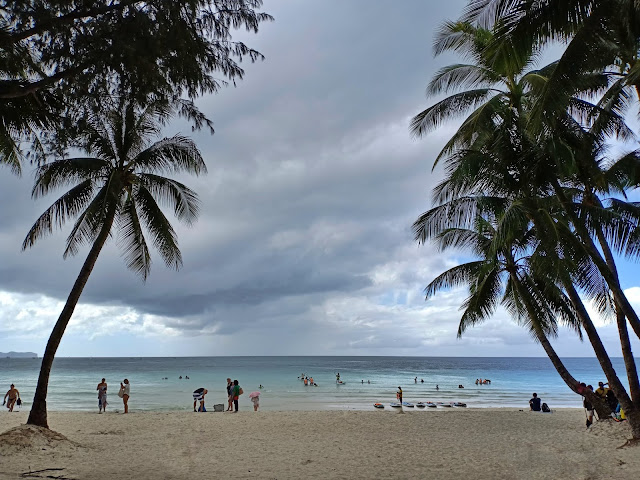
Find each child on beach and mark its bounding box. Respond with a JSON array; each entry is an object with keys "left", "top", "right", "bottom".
[{"left": 251, "top": 394, "right": 260, "bottom": 411}]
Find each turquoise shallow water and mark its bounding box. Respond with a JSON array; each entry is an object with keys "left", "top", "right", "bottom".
[{"left": 0, "top": 356, "right": 630, "bottom": 412}]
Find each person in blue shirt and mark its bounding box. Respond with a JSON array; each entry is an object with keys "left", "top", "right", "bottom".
[{"left": 529, "top": 392, "right": 541, "bottom": 411}]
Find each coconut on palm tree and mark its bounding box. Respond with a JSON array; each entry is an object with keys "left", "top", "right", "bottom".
[{"left": 22, "top": 98, "right": 206, "bottom": 428}]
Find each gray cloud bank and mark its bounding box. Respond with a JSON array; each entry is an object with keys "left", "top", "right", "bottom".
[{"left": 1, "top": 0, "right": 637, "bottom": 357}]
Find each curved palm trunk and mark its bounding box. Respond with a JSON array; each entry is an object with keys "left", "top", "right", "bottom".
[
  {"left": 591, "top": 211, "right": 640, "bottom": 409},
  {"left": 564, "top": 282, "right": 636, "bottom": 419},
  {"left": 27, "top": 207, "right": 116, "bottom": 428},
  {"left": 552, "top": 182, "right": 640, "bottom": 340},
  {"left": 509, "top": 272, "right": 587, "bottom": 399}
]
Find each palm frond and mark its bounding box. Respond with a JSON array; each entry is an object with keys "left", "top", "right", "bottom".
[
  {"left": 31, "top": 158, "right": 110, "bottom": 198},
  {"left": 411, "top": 89, "right": 498, "bottom": 138},
  {"left": 138, "top": 174, "right": 200, "bottom": 225},
  {"left": 116, "top": 195, "right": 152, "bottom": 280},
  {"left": 22, "top": 180, "right": 96, "bottom": 250},
  {"left": 134, "top": 185, "right": 183, "bottom": 270},
  {"left": 63, "top": 184, "right": 114, "bottom": 258},
  {"left": 130, "top": 135, "right": 207, "bottom": 176}
]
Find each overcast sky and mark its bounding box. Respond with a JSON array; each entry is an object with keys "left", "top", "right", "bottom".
[{"left": 1, "top": 0, "right": 639, "bottom": 357}]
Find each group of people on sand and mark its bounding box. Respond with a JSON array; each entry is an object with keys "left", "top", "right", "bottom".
[
  {"left": 195, "top": 378, "right": 260, "bottom": 413},
  {"left": 95, "top": 378, "right": 130, "bottom": 414},
  {"left": 475, "top": 378, "right": 491, "bottom": 385},
  {"left": 580, "top": 381, "right": 625, "bottom": 427}
]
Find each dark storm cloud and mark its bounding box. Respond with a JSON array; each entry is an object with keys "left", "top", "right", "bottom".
[{"left": 7, "top": 0, "right": 604, "bottom": 357}]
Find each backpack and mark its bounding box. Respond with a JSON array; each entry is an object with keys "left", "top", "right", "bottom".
[{"left": 541, "top": 402, "right": 551, "bottom": 413}]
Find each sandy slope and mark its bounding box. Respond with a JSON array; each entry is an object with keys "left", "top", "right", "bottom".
[{"left": 0, "top": 408, "right": 637, "bottom": 479}]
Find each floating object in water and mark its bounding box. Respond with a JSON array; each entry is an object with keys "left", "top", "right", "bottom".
[
  {"left": 437, "top": 402, "right": 453, "bottom": 408},
  {"left": 416, "top": 402, "right": 426, "bottom": 408},
  {"left": 426, "top": 402, "right": 437, "bottom": 408},
  {"left": 373, "top": 403, "right": 384, "bottom": 409},
  {"left": 401, "top": 402, "right": 414, "bottom": 407},
  {"left": 390, "top": 403, "right": 402, "bottom": 408},
  {"left": 453, "top": 402, "right": 467, "bottom": 407},
  {"left": 336, "top": 381, "right": 346, "bottom": 385}
]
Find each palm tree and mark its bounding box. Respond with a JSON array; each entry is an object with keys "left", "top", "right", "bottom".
[
  {"left": 22, "top": 98, "right": 206, "bottom": 428},
  {"left": 414, "top": 203, "right": 611, "bottom": 416},
  {"left": 459, "top": 0, "right": 640, "bottom": 341},
  {"left": 411, "top": 18, "right": 640, "bottom": 436}
]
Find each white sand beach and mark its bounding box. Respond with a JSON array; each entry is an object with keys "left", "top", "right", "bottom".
[{"left": 0, "top": 409, "right": 638, "bottom": 479}]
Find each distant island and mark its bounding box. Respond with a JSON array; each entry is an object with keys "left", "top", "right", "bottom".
[{"left": 1, "top": 352, "right": 38, "bottom": 358}]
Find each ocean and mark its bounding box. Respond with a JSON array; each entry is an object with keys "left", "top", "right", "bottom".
[{"left": 0, "top": 356, "right": 628, "bottom": 412}]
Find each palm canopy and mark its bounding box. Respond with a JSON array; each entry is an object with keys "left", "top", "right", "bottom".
[
  {"left": 416, "top": 203, "right": 581, "bottom": 340},
  {"left": 22, "top": 98, "right": 206, "bottom": 280}
]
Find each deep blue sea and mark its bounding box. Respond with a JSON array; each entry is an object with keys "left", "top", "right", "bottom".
[{"left": 0, "top": 356, "right": 630, "bottom": 412}]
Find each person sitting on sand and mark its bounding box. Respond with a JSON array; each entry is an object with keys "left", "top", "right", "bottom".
[
  {"left": 193, "top": 388, "right": 208, "bottom": 412},
  {"left": 97, "top": 378, "right": 108, "bottom": 413},
  {"left": 3, "top": 384, "right": 19, "bottom": 412},
  {"left": 529, "top": 392, "right": 541, "bottom": 412}
]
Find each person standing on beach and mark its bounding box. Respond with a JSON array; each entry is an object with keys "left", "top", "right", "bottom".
[
  {"left": 233, "top": 380, "right": 242, "bottom": 412},
  {"left": 583, "top": 385, "right": 594, "bottom": 428},
  {"left": 397, "top": 386, "right": 403, "bottom": 403},
  {"left": 3, "top": 384, "right": 20, "bottom": 412},
  {"left": 120, "top": 379, "right": 130, "bottom": 414},
  {"left": 226, "top": 378, "right": 233, "bottom": 411},
  {"left": 97, "top": 378, "right": 108, "bottom": 413}
]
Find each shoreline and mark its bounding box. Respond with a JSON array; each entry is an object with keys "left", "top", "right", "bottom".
[{"left": 1, "top": 409, "right": 637, "bottom": 479}]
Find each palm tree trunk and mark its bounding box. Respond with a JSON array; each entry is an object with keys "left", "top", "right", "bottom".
[
  {"left": 509, "top": 272, "right": 586, "bottom": 398},
  {"left": 591, "top": 210, "right": 640, "bottom": 409},
  {"left": 563, "top": 282, "right": 636, "bottom": 419},
  {"left": 552, "top": 181, "right": 640, "bottom": 340},
  {"left": 27, "top": 207, "right": 116, "bottom": 428}
]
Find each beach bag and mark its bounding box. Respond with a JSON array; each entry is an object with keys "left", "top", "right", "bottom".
[
  {"left": 118, "top": 388, "right": 124, "bottom": 398},
  {"left": 238, "top": 387, "right": 244, "bottom": 396},
  {"left": 541, "top": 402, "right": 551, "bottom": 413},
  {"left": 16, "top": 398, "right": 21, "bottom": 406}
]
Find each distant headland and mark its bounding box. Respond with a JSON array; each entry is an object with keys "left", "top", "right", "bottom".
[{"left": 1, "top": 351, "right": 38, "bottom": 358}]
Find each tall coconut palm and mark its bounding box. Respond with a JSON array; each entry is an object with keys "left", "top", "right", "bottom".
[
  {"left": 458, "top": 0, "right": 640, "bottom": 341},
  {"left": 411, "top": 17, "right": 640, "bottom": 436},
  {"left": 22, "top": 98, "right": 206, "bottom": 428},
  {"left": 414, "top": 203, "right": 610, "bottom": 416}
]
